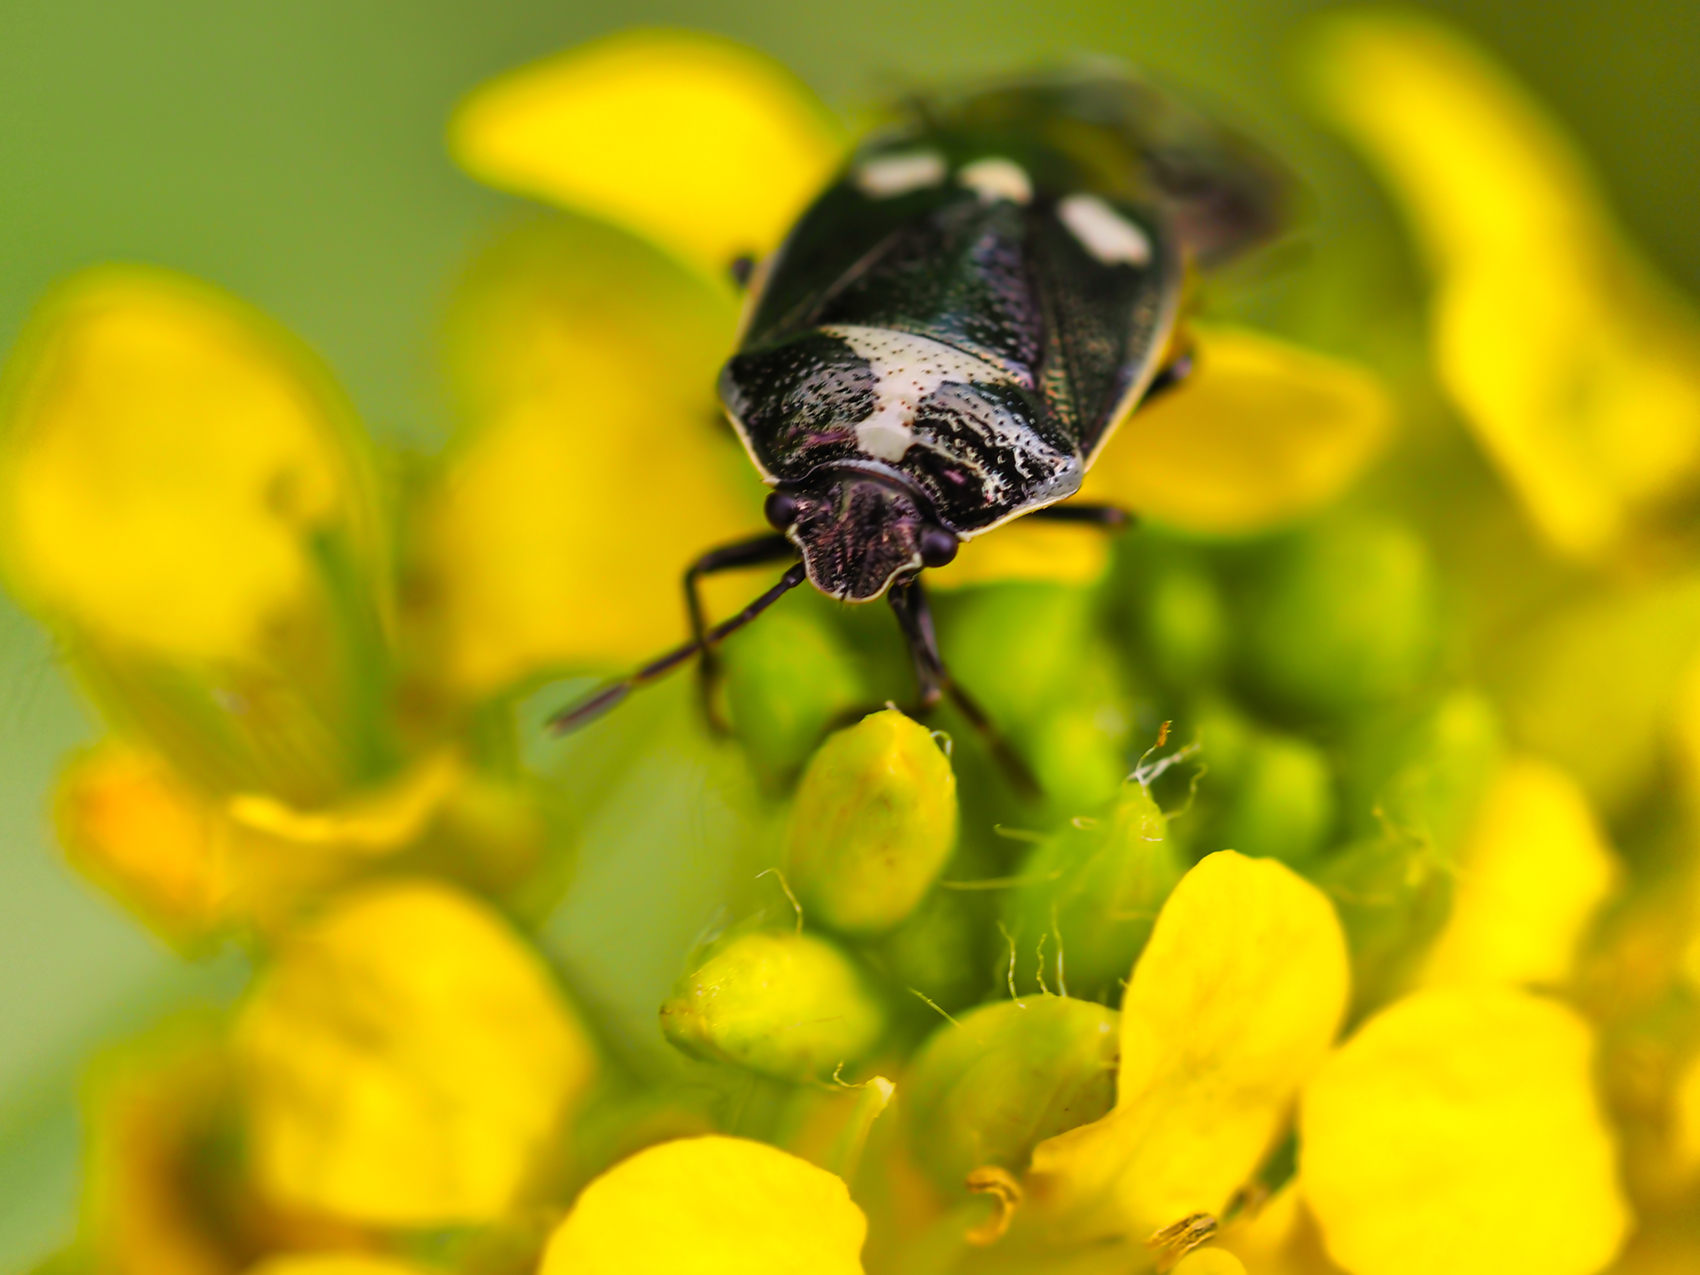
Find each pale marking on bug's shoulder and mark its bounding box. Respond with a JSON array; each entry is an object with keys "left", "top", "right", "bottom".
[
  {"left": 958, "top": 157, "right": 1032, "bottom": 205},
  {"left": 821, "top": 325, "right": 1016, "bottom": 463},
  {"left": 1057, "top": 193, "right": 1152, "bottom": 265},
  {"left": 854, "top": 150, "right": 948, "bottom": 198}
]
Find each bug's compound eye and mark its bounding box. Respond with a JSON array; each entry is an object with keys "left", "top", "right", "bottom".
[
  {"left": 919, "top": 525, "right": 959, "bottom": 568},
  {"left": 765, "top": 489, "right": 801, "bottom": 530}
]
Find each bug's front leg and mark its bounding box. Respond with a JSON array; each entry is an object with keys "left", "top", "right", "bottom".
[
  {"left": 685, "top": 532, "right": 800, "bottom": 731},
  {"left": 888, "top": 576, "right": 1039, "bottom": 796},
  {"left": 1028, "top": 502, "right": 1136, "bottom": 528}
]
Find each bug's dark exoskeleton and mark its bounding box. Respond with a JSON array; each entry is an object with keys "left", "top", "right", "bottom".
[{"left": 550, "top": 65, "right": 1287, "bottom": 782}]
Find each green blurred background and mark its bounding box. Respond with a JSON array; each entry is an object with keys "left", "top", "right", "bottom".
[{"left": 0, "top": 0, "right": 1694, "bottom": 1265}]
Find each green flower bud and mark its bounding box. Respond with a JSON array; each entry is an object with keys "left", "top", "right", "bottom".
[
  {"left": 937, "top": 582, "right": 1139, "bottom": 814},
  {"left": 904, "top": 996, "right": 1118, "bottom": 1195},
  {"left": 722, "top": 602, "right": 867, "bottom": 780},
  {"left": 1028, "top": 701, "right": 1131, "bottom": 817},
  {"left": 660, "top": 928, "right": 886, "bottom": 1082},
  {"left": 1344, "top": 689, "right": 1504, "bottom": 851},
  {"left": 1315, "top": 832, "right": 1452, "bottom": 1016},
  {"left": 1191, "top": 697, "right": 1255, "bottom": 784},
  {"left": 783, "top": 709, "right": 957, "bottom": 934},
  {"left": 1004, "top": 780, "right": 1184, "bottom": 1001},
  {"left": 938, "top": 583, "right": 1095, "bottom": 732},
  {"left": 1241, "top": 516, "right": 1436, "bottom": 716},
  {"left": 1324, "top": 691, "right": 1503, "bottom": 1012},
  {"left": 871, "top": 887, "right": 984, "bottom": 1014},
  {"left": 1141, "top": 559, "right": 1229, "bottom": 689},
  {"left": 1214, "top": 729, "right": 1337, "bottom": 865}
]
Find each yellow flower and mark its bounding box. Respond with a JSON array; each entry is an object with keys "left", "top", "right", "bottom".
[
  {"left": 13, "top": 20, "right": 1670, "bottom": 1275},
  {"left": 1308, "top": 10, "right": 1700, "bottom": 562},
  {"left": 233, "top": 879, "right": 597, "bottom": 1226},
  {"left": 1024, "top": 851, "right": 1350, "bottom": 1246},
  {"left": 1022, "top": 851, "right": 1628, "bottom": 1275},
  {"left": 0, "top": 266, "right": 561, "bottom": 943},
  {"left": 1299, "top": 987, "right": 1631, "bottom": 1275},
  {"left": 424, "top": 28, "right": 1393, "bottom": 690},
  {"left": 248, "top": 1259, "right": 441, "bottom": 1275},
  {"left": 1421, "top": 756, "right": 1619, "bottom": 990},
  {"left": 72, "top": 1020, "right": 374, "bottom": 1275},
  {"left": 536, "top": 1135, "right": 867, "bottom": 1274}
]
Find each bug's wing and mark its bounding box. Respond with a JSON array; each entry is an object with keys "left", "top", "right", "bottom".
[
  {"left": 1028, "top": 196, "right": 1184, "bottom": 462},
  {"left": 907, "top": 65, "right": 1291, "bottom": 268}
]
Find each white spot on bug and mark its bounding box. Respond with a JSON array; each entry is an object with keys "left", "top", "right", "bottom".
[
  {"left": 822, "top": 325, "right": 1019, "bottom": 464},
  {"left": 856, "top": 406, "right": 915, "bottom": 461},
  {"left": 855, "top": 150, "right": 947, "bottom": 198},
  {"left": 1057, "top": 193, "right": 1152, "bottom": 265},
  {"left": 959, "top": 157, "right": 1032, "bottom": 205}
]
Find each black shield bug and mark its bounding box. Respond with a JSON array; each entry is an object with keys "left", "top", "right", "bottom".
[{"left": 550, "top": 67, "right": 1285, "bottom": 770}]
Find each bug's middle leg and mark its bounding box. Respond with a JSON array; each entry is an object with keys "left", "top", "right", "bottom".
[
  {"left": 685, "top": 532, "right": 799, "bottom": 730},
  {"left": 888, "top": 576, "right": 1039, "bottom": 795}
]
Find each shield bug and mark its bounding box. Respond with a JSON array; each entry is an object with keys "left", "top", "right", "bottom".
[{"left": 551, "top": 66, "right": 1285, "bottom": 768}]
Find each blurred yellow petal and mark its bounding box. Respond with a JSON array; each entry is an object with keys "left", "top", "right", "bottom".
[
  {"left": 1493, "top": 572, "right": 1700, "bottom": 817},
  {"left": 247, "top": 1259, "right": 436, "bottom": 1275},
  {"left": 81, "top": 1021, "right": 370, "bottom": 1275},
  {"left": 0, "top": 266, "right": 387, "bottom": 803},
  {"left": 1172, "top": 1251, "right": 1247, "bottom": 1275},
  {"left": 929, "top": 518, "right": 1110, "bottom": 590},
  {"left": 539, "top": 1135, "right": 866, "bottom": 1275},
  {"left": 1219, "top": 1184, "right": 1344, "bottom": 1275},
  {"left": 1301, "top": 987, "right": 1631, "bottom": 1275},
  {"left": 0, "top": 265, "right": 380, "bottom": 664},
  {"left": 451, "top": 29, "right": 844, "bottom": 283},
  {"left": 1423, "top": 757, "right": 1619, "bottom": 988},
  {"left": 1668, "top": 644, "right": 1700, "bottom": 800},
  {"left": 1077, "top": 326, "right": 1392, "bottom": 536},
  {"left": 1309, "top": 12, "right": 1700, "bottom": 560},
  {"left": 1675, "top": 1048, "right": 1700, "bottom": 1179},
  {"left": 1028, "top": 851, "right": 1350, "bottom": 1240},
  {"left": 413, "top": 217, "right": 763, "bottom": 695},
  {"left": 83, "top": 1027, "right": 241, "bottom": 1275},
  {"left": 56, "top": 743, "right": 468, "bottom": 944},
  {"left": 56, "top": 742, "right": 234, "bottom": 945},
  {"left": 226, "top": 750, "right": 459, "bottom": 851},
  {"left": 235, "top": 880, "right": 596, "bottom": 1225}
]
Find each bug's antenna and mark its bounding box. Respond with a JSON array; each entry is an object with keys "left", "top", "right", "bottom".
[{"left": 547, "top": 563, "right": 808, "bottom": 735}]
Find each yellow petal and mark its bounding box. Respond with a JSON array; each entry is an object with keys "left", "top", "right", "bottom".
[
  {"left": 1307, "top": 13, "right": 1700, "bottom": 560},
  {"left": 56, "top": 742, "right": 235, "bottom": 945},
  {"left": 1300, "top": 987, "right": 1631, "bottom": 1275},
  {"left": 1422, "top": 758, "right": 1619, "bottom": 988},
  {"left": 1028, "top": 851, "right": 1350, "bottom": 1240},
  {"left": 82, "top": 1026, "right": 242, "bottom": 1275},
  {"left": 225, "top": 750, "right": 459, "bottom": 851},
  {"left": 539, "top": 1135, "right": 866, "bottom": 1275},
  {"left": 1219, "top": 1183, "right": 1344, "bottom": 1275},
  {"left": 928, "top": 517, "right": 1111, "bottom": 590},
  {"left": 1495, "top": 572, "right": 1700, "bottom": 817},
  {"left": 412, "top": 217, "right": 764, "bottom": 695},
  {"left": 247, "top": 1259, "right": 436, "bottom": 1275},
  {"left": 234, "top": 880, "right": 596, "bottom": 1225},
  {"left": 450, "top": 29, "right": 844, "bottom": 284},
  {"left": 1675, "top": 1047, "right": 1700, "bottom": 1179},
  {"left": 55, "top": 743, "right": 472, "bottom": 944},
  {"left": 1172, "top": 1251, "right": 1248, "bottom": 1275},
  {"left": 1077, "top": 326, "right": 1391, "bottom": 536},
  {"left": 0, "top": 265, "right": 380, "bottom": 665}
]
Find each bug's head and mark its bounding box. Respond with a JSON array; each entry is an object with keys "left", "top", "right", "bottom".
[{"left": 765, "top": 474, "right": 958, "bottom": 602}]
